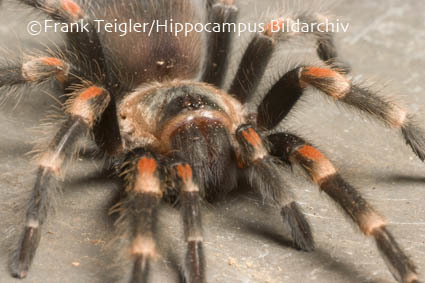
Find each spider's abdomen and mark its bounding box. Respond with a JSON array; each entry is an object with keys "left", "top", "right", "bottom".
[{"left": 97, "top": 0, "right": 205, "bottom": 88}]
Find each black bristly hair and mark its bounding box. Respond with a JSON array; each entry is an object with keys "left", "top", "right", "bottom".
[{"left": 0, "top": 0, "right": 423, "bottom": 283}]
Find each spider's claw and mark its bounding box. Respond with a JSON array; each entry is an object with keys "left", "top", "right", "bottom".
[
  {"left": 281, "top": 202, "right": 315, "bottom": 252},
  {"left": 11, "top": 269, "right": 27, "bottom": 279},
  {"left": 10, "top": 257, "right": 29, "bottom": 279},
  {"left": 10, "top": 254, "right": 31, "bottom": 279}
]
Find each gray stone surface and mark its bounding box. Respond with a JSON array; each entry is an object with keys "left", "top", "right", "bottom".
[{"left": 0, "top": 0, "right": 424, "bottom": 282}]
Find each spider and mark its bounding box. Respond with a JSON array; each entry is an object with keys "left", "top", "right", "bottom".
[{"left": 0, "top": 0, "right": 422, "bottom": 282}]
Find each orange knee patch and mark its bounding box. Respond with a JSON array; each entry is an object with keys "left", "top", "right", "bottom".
[
  {"left": 78, "top": 86, "right": 104, "bottom": 101},
  {"left": 22, "top": 57, "right": 68, "bottom": 83},
  {"left": 239, "top": 127, "right": 268, "bottom": 162},
  {"left": 61, "top": 0, "right": 83, "bottom": 19},
  {"left": 41, "top": 57, "right": 64, "bottom": 67},
  {"left": 137, "top": 157, "right": 157, "bottom": 177},
  {"left": 301, "top": 67, "right": 351, "bottom": 99},
  {"left": 296, "top": 145, "right": 336, "bottom": 184},
  {"left": 303, "top": 67, "right": 336, "bottom": 79},
  {"left": 241, "top": 128, "right": 262, "bottom": 148},
  {"left": 176, "top": 164, "right": 199, "bottom": 192},
  {"left": 297, "top": 145, "right": 326, "bottom": 162},
  {"left": 133, "top": 157, "right": 161, "bottom": 194},
  {"left": 67, "top": 86, "right": 109, "bottom": 125},
  {"left": 176, "top": 164, "right": 193, "bottom": 182},
  {"left": 40, "top": 57, "right": 68, "bottom": 83}
]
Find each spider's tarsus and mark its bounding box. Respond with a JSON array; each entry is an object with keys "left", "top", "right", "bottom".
[
  {"left": 11, "top": 270, "right": 27, "bottom": 279},
  {"left": 130, "top": 256, "right": 150, "bottom": 283},
  {"left": 185, "top": 241, "right": 205, "bottom": 283},
  {"left": 281, "top": 202, "right": 315, "bottom": 252},
  {"left": 277, "top": 66, "right": 425, "bottom": 163},
  {"left": 268, "top": 132, "right": 420, "bottom": 283},
  {"left": 10, "top": 167, "right": 54, "bottom": 280},
  {"left": 341, "top": 85, "right": 425, "bottom": 162},
  {"left": 10, "top": 227, "right": 40, "bottom": 279},
  {"left": 10, "top": 228, "right": 37, "bottom": 279},
  {"left": 373, "top": 226, "right": 418, "bottom": 283},
  {"left": 316, "top": 34, "right": 351, "bottom": 72},
  {"left": 401, "top": 116, "right": 425, "bottom": 162},
  {"left": 10, "top": 265, "right": 28, "bottom": 279}
]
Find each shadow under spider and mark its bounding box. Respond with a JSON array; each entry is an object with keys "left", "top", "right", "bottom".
[
  {"left": 377, "top": 174, "right": 425, "bottom": 186},
  {"left": 216, "top": 186, "right": 389, "bottom": 283},
  {"left": 58, "top": 165, "right": 395, "bottom": 283}
]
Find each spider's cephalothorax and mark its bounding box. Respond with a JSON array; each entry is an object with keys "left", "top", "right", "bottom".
[
  {"left": 0, "top": 0, "right": 423, "bottom": 282},
  {"left": 118, "top": 81, "right": 245, "bottom": 201}
]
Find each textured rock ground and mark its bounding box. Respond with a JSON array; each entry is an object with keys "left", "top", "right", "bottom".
[{"left": 0, "top": 0, "right": 424, "bottom": 282}]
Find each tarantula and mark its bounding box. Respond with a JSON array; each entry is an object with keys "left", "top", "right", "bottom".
[{"left": 0, "top": 0, "right": 422, "bottom": 282}]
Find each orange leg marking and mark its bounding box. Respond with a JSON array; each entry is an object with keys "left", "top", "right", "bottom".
[
  {"left": 303, "top": 67, "right": 337, "bottom": 79},
  {"left": 241, "top": 128, "right": 262, "bottom": 148},
  {"left": 78, "top": 86, "right": 104, "bottom": 101},
  {"left": 133, "top": 157, "right": 161, "bottom": 194},
  {"left": 301, "top": 67, "right": 351, "bottom": 98},
  {"left": 41, "top": 57, "right": 64, "bottom": 67},
  {"left": 297, "top": 145, "right": 326, "bottom": 162},
  {"left": 61, "top": 0, "right": 83, "bottom": 19},
  {"left": 219, "top": 0, "right": 235, "bottom": 5},
  {"left": 296, "top": 145, "right": 336, "bottom": 184},
  {"left": 137, "top": 157, "right": 157, "bottom": 177},
  {"left": 176, "top": 164, "right": 193, "bottom": 183}
]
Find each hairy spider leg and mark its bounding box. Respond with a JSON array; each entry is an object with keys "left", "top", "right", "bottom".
[
  {"left": 18, "top": 0, "right": 123, "bottom": 155},
  {"left": 228, "top": 14, "right": 348, "bottom": 103},
  {"left": 10, "top": 86, "right": 110, "bottom": 279},
  {"left": 0, "top": 57, "right": 73, "bottom": 88},
  {"left": 235, "top": 124, "right": 314, "bottom": 251},
  {"left": 267, "top": 132, "right": 420, "bottom": 283},
  {"left": 118, "top": 151, "right": 163, "bottom": 283},
  {"left": 201, "top": 0, "right": 238, "bottom": 87},
  {"left": 116, "top": 150, "right": 205, "bottom": 283},
  {"left": 172, "top": 162, "right": 205, "bottom": 283},
  {"left": 253, "top": 65, "right": 425, "bottom": 163}
]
